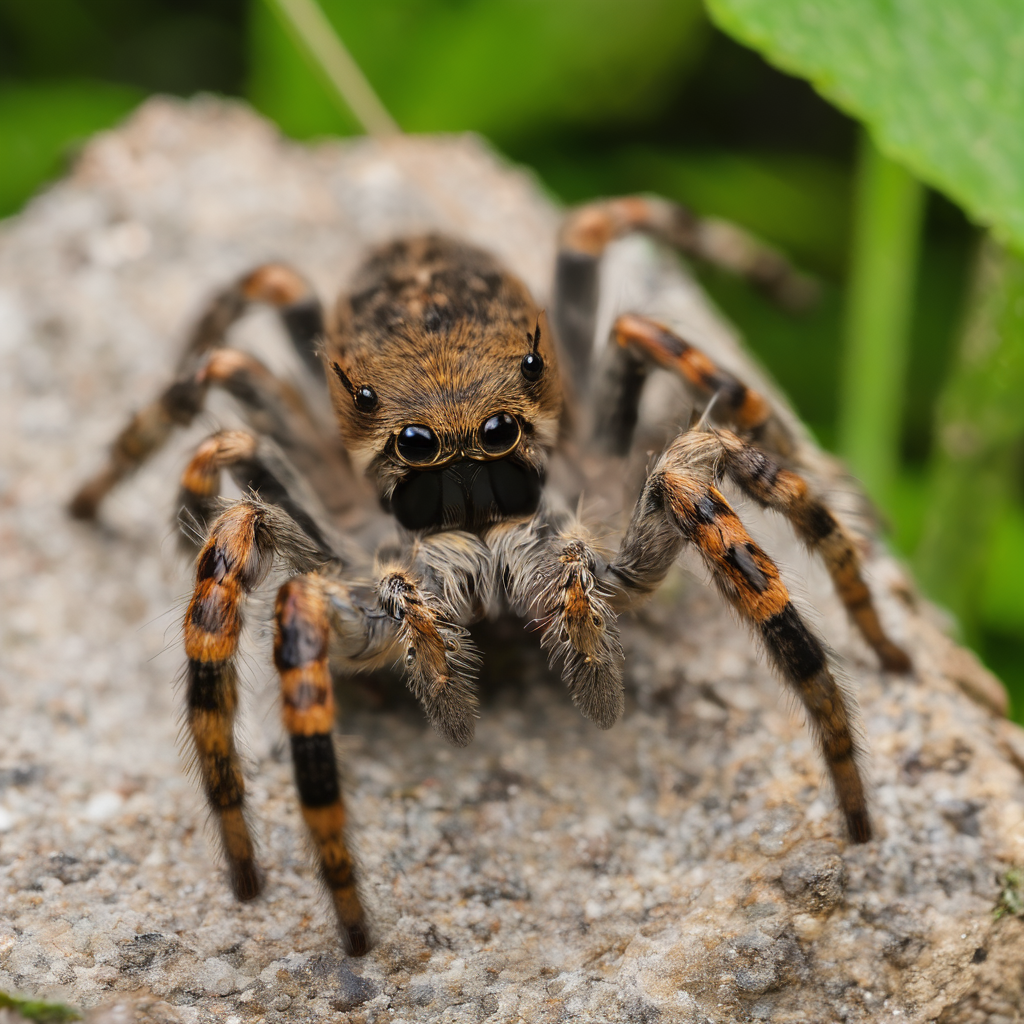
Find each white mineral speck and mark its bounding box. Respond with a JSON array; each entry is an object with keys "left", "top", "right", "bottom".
[{"left": 84, "top": 791, "right": 124, "bottom": 822}]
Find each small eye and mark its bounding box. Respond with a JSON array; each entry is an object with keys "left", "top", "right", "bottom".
[
  {"left": 520, "top": 352, "right": 544, "bottom": 382},
  {"left": 354, "top": 385, "right": 378, "bottom": 412},
  {"left": 479, "top": 412, "right": 521, "bottom": 456},
  {"left": 396, "top": 424, "right": 440, "bottom": 465}
]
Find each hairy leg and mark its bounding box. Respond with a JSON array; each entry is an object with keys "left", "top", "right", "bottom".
[
  {"left": 553, "top": 195, "right": 815, "bottom": 387},
  {"left": 177, "top": 429, "right": 345, "bottom": 562},
  {"left": 183, "top": 500, "right": 325, "bottom": 899},
  {"left": 708, "top": 429, "right": 911, "bottom": 672},
  {"left": 274, "top": 574, "right": 370, "bottom": 955},
  {"left": 592, "top": 313, "right": 795, "bottom": 460},
  {"left": 70, "top": 265, "right": 339, "bottom": 518},
  {"left": 376, "top": 566, "right": 481, "bottom": 747},
  {"left": 608, "top": 434, "right": 872, "bottom": 843},
  {"left": 587, "top": 312, "right": 909, "bottom": 671}
]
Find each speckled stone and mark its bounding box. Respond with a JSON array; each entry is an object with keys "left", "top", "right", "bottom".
[{"left": 1, "top": 97, "right": 1023, "bottom": 1024}]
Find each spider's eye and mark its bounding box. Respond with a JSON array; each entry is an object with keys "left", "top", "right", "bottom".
[
  {"left": 354, "top": 385, "right": 378, "bottom": 412},
  {"left": 396, "top": 424, "right": 440, "bottom": 465},
  {"left": 520, "top": 352, "right": 544, "bottom": 382},
  {"left": 479, "top": 412, "right": 521, "bottom": 456}
]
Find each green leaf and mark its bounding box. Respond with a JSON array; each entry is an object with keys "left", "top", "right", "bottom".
[
  {"left": 0, "top": 80, "right": 143, "bottom": 218},
  {"left": 705, "top": 0, "right": 1024, "bottom": 256}
]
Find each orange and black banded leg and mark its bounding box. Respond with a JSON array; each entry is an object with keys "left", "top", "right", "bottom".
[
  {"left": 177, "top": 263, "right": 325, "bottom": 379},
  {"left": 177, "top": 429, "right": 341, "bottom": 561},
  {"left": 69, "top": 366, "right": 209, "bottom": 519},
  {"left": 497, "top": 522, "right": 624, "bottom": 729},
  {"left": 609, "top": 441, "right": 872, "bottom": 843},
  {"left": 184, "top": 503, "right": 276, "bottom": 899},
  {"left": 708, "top": 429, "right": 911, "bottom": 673},
  {"left": 607, "top": 313, "right": 795, "bottom": 460},
  {"left": 186, "top": 349, "right": 357, "bottom": 521},
  {"left": 184, "top": 499, "right": 326, "bottom": 898},
  {"left": 69, "top": 264, "right": 326, "bottom": 519},
  {"left": 377, "top": 569, "right": 480, "bottom": 747},
  {"left": 177, "top": 430, "right": 257, "bottom": 549},
  {"left": 274, "top": 575, "right": 370, "bottom": 956},
  {"left": 554, "top": 196, "right": 815, "bottom": 387}
]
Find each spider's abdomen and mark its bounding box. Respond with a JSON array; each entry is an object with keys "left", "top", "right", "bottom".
[{"left": 343, "top": 234, "right": 537, "bottom": 340}]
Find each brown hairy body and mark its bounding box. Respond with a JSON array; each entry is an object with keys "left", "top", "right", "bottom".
[{"left": 71, "top": 197, "right": 911, "bottom": 956}]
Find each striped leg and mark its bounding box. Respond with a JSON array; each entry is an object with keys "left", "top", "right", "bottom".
[
  {"left": 199, "top": 348, "right": 356, "bottom": 512},
  {"left": 177, "top": 429, "right": 342, "bottom": 561},
  {"left": 609, "top": 435, "right": 872, "bottom": 843},
  {"left": 601, "top": 313, "right": 795, "bottom": 460},
  {"left": 710, "top": 429, "right": 911, "bottom": 673},
  {"left": 70, "top": 264, "right": 329, "bottom": 519},
  {"left": 183, "top": 500, "right": 324, "bottom": 901},
  {"left": 554, "top": 196, "right": 815, "bottom": 388},
  {"left": 493, "top": 520, "right": 624, "bottom": 729},
  {"left": 274, "top": 575, "right": 369, "bottom": 956}
]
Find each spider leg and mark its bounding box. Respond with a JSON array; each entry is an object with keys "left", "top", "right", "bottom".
[
  {"left": 593, "top": 313, "right": 794, "bottom": 460},
  {"left": 709, "top": 429, "right": 911, "bottom": 673},
  {"left": 178, "top": 263, "right": 325, "bottom": 378},
  {"left": 607, "top": 432, "right": 872, "bottom": 843},
  {"left": 70, "top": 265, "right": 339, "bottom": 519},
  {"left": 490, "top": 517, "right": 625, "bottom": 729},
  {"left": 553, "top": 195, "right": 815, "bottom": 387},
  {"left": 183, "top": 499, "right": 325, "bottom": 902},
  {"left": 273, "top": 573, "right": 370, "bottom": 956},
  {"left": 199, "top": 349, "right": 356, "bottom": 514},
  {"left": 589, "top": 315, "right": 909, "bottom": 673},
  {"left": 177, "top": 428, "right": 347, "bottom": 562}
]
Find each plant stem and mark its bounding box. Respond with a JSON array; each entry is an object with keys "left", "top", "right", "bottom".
[
  {"left": 915, "top": 240, "right": 1024, "bottom": 638},
  {"left": 263, "top": 0, "right": 400, "bottom": 137},
  {"left": 838, "top": 132, "right": 925, "bottom": 505}
]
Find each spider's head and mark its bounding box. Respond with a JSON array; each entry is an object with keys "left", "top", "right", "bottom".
[{"left": 325, "top": 248, "right": 562, "bottom": 533}]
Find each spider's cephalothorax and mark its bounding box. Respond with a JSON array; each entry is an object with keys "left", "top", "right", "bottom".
[
  {"left": 71, "top": 198, "right": 912, "bottom": 957},
  {"left": 325, "top": 236, "right": 561, "bottom": 532}
]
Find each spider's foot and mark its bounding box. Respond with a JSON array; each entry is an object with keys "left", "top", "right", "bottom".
[
  {"left": 565, "top": 653, "right": 625, "bottom": 730},
  {"left": 340, "top": 919, "right": 373, "bottom": 958},
  {"left": 229, "top": 856, "right": 264, "bottom": 901}
]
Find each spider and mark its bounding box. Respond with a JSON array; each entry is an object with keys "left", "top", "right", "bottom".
[{"left": 70, "top": 196, "right": 911, "bottom": 957}]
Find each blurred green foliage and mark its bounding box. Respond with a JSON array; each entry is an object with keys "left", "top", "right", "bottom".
[
  {"left": 253, "top": 0, "right": 707, "bottom": 142},
  {"left": 0, "top": 0, "right": 243, "bottom": 216},
  {"left": 0, "top": 81, "right": 142, "bottom": 216},
  {"left": 0, "top": 991, "right": 81, "bottom": 1023},
  {"left": 1, "top": 0, "right": 1022, "bottom": 714}
]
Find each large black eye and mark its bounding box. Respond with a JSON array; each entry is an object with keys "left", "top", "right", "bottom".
[
  {"left": 520, "top": 352, "right": 544, "bottom": 382},
  {"left": 396, "top": 424, "right": 440, "bottom": 465},
  {"left": 479, "top": 412, "right": 521, "bottom": 456}
]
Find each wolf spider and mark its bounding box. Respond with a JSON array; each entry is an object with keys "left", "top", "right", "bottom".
[{"left": 71, "top": 196, "right": 911, "bottom": 956}]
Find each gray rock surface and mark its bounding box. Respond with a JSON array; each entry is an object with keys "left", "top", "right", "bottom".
[{"left": 1, "top": 97, "right": 1023, "bottom": 1023}]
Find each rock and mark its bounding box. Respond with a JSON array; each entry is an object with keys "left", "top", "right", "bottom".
[{"left": 1, "top": 96, "right": 1023, "bottom": 1023}]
